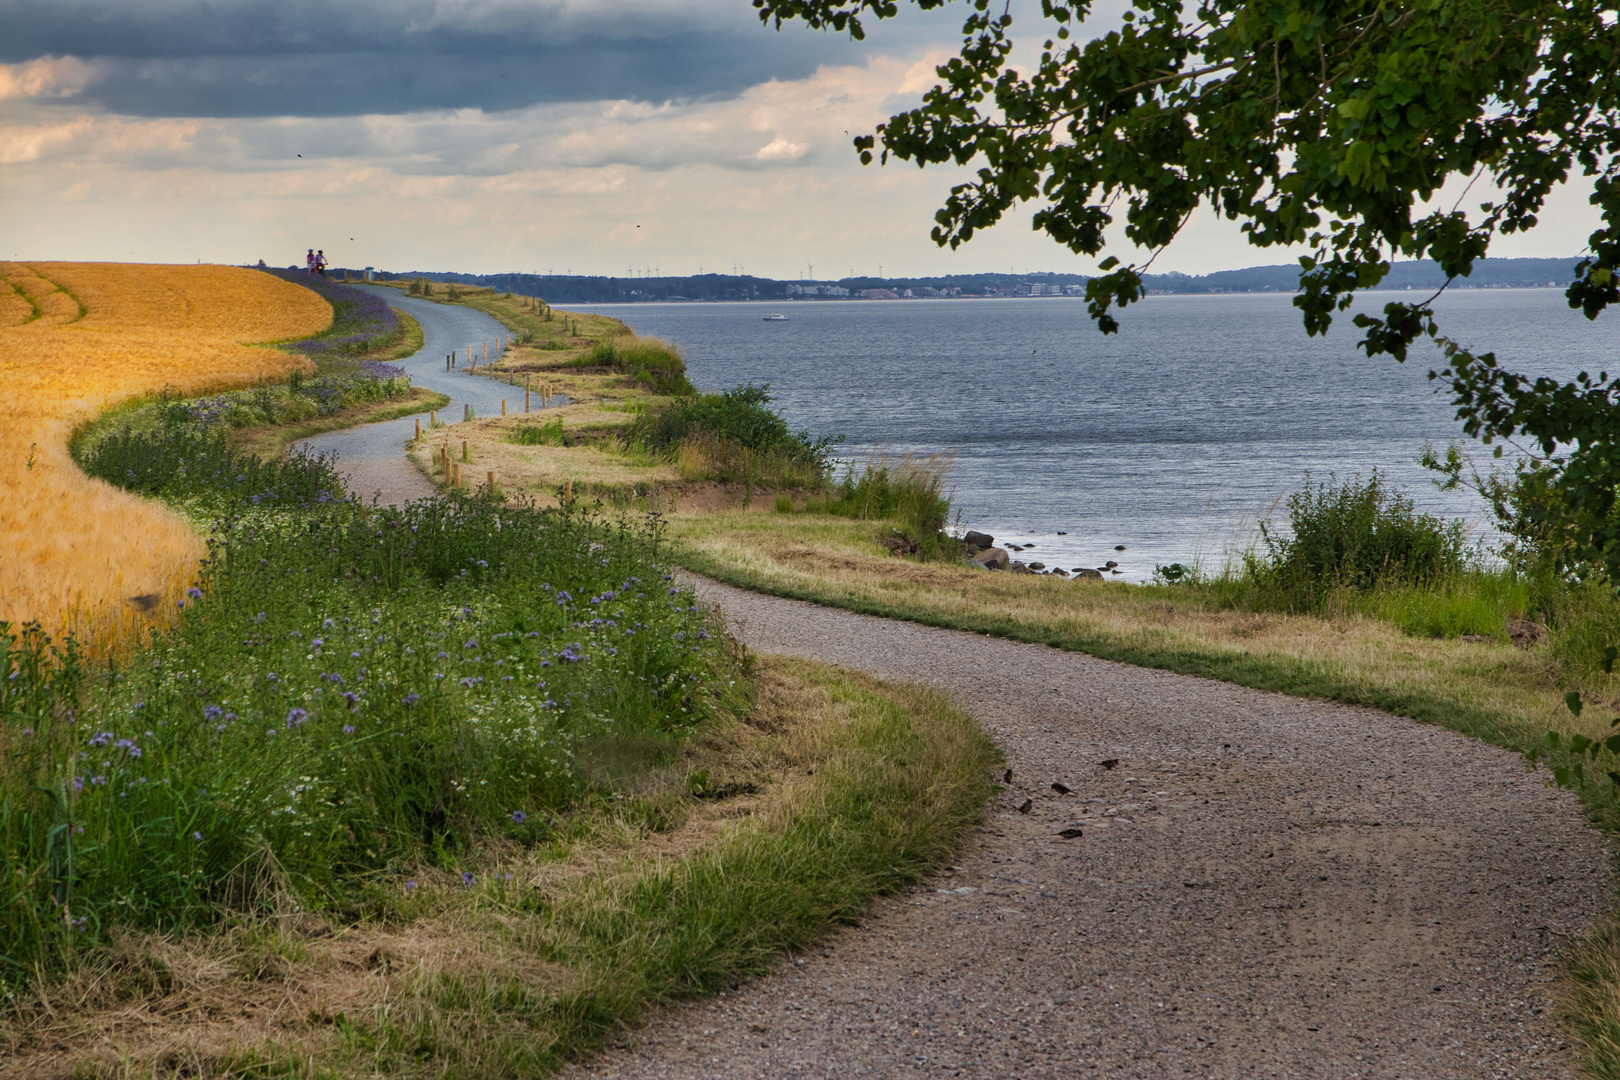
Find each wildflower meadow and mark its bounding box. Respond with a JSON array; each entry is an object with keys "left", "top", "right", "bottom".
[{"left": 5, "top": 419, "right": 737, "bottom": 985}]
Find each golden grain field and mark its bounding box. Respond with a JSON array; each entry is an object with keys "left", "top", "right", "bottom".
[{"left": 0, "top": 262, "right": 331, "bottom": 650}]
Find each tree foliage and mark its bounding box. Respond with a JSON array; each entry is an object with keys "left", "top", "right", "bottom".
[{"left": 758, "top": 0, "right": 1620, "bottom": 576}]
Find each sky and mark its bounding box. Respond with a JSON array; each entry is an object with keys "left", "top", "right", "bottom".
[{"left": 0, "top": 0, "right": 1601, "bottom": 279}]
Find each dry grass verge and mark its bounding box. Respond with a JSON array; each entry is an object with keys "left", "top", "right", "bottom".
[
  {"left": 667, "top": 509, "right": 1602, "bottom": 758},
  {"left": 0, "top": 655, "right": 997, "bottom": 1080}
]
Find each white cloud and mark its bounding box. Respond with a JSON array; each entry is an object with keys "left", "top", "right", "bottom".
[
  {"left": 0, "top": 38, "right": 1600, "bottom": 279},
  {"left": 0, "top": 55, "right": 96, "bottom": 100},
  {"left": 754, "top": 136, "right": 808, "bottom": 161}
]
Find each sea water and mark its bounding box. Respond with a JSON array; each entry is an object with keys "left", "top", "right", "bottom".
[{"left": 590, "top": 289, "right": 1615, "bottom": 580}]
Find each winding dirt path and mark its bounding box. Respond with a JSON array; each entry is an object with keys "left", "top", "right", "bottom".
[{"left": 575, "top": 578, "right": 1613, "bottom": 1078}]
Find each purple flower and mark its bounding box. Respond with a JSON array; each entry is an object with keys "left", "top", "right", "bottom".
[
  {"left": 404, "top": 880, "right": 417, "bottom": 891},
  {"left": 342, "top": 724, "right": 356, "bottom": 734},
  {"left": 88, "top": 731, "right": 113, "bottom": 747},
  {"left": 21, "top": 726, "right": 33, "bottom": 737},
  {"left": 511, "top": 810, "right": 526, "bottom": 823},
  {"left": 311, "top": 637, "right": 324, "bottom": 648},
  {"left": 461, "top": 871, "right": 475, "bottom": 886},
  {"left": 192, "top": 831, "right": 203, "bottom": 841},
  {"left": 187, "top": 587, "right": 203, "bottom": 600},
  {"left": 286, "top": 708, "right": 309, "bottom": 729},
  {"left": 113, "top": 738, "right": 142, "bottom": 758},
  {"left": 204, "top": 705, "right": 223, "bottom": 721},
  {"left": 404, "top": 693, "right": 420, "bottom": 706}
]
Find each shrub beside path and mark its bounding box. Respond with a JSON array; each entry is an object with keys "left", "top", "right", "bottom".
[{"left": 575, "top": 577, "right": 1612, "bottom": 1078}]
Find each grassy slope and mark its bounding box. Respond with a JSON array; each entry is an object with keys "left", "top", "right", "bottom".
[{"left": 5, "top": 656, "right": 997, "bottom": 1078}]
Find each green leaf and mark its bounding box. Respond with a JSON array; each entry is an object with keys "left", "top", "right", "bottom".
[
  {"left": 1567, "top": 690, "right": 1584, "bottom": 718},
  {"left": 1603, "top": 645, "right": 1617, "bottom": 674}
]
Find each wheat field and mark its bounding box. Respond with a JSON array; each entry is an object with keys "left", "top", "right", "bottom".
[{"left": 0, "top": 262, "right": 331, "bottom": 650}]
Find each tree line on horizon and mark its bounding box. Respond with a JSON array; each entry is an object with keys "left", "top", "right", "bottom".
[{"left": 366, "top": 257, "right": 1582, "bottom": 305}]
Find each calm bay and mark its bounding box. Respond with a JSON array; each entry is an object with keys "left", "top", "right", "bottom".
[{"left": 592, "top": 289, "right": 1614, "bottom": 579}]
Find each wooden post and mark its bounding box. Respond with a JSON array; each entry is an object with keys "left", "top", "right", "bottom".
[
  {"left": 565, "top": 480, "right": 572, "bottom": 503},
  {"left": 414, "top": 417, "right": 421, "bottom": 440},
  {"left": 525, "top": 386, "right": 530, "bottom": 413},
  {"left": 501, "top": 399, "right": 506, "bottom": 416},
  {"left": 452, "top": 462, "right": 460, "bottom": 487},
  {"left": 430, "top": 410, "right": 436, "bottom": 426},
  {"left": 483, "top": 341, "right": 488, "bottom": 360},
  {"left": 487, "top": 470, "right": 495, "bottom": 490},
  {"left": 461, "top": 439, "right": 468, "bottom": 462}
]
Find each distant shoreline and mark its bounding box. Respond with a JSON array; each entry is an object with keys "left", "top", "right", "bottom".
[{"left": 343, "top": 256, "right": 1583, "bottom": 306}]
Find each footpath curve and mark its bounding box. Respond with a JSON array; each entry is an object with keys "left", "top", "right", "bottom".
[
  {"left": 573, "top": 577, "right": 1613, "bottom": 1079},
  {"left": 294, "top": 286, "right": 516, "bottom": 504}
]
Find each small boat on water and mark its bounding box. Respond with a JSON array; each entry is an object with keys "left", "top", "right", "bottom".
[{"left": 762, "top": 313, "right": 790, "bottom": 321}]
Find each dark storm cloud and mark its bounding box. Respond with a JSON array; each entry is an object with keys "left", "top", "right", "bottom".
[{"left": 2, "top": 0, "right": 959, "bottom": 118}]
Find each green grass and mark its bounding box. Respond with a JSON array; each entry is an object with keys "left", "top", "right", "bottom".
[
  {"left": 292, "top": 659, "right": 997, "bottom": 1078},
  {"left": 8, "top": 406, "right": 746, "bottom": 988},
  {"left": 226, "top": 386, "right": 452, "bottom": 461},
  {"left": 567, "top": 337, "right": 695, "bottom": 396},
  {"left": 3, "top": 656, "right": 999, "bottom": 1077},
  {"left": 507, "top": 417, "right": 573, "bottom": 447}
]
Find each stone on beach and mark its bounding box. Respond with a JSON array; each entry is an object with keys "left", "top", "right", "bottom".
[{"left": 972, "top": 547, "right": 1010, "bottom": 571}]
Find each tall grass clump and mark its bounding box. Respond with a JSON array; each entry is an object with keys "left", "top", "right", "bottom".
[
  {"left": 506, "top": 416, "right": 573, "bottom": 447},
  {"left": 1246, "top": 470, "right": 1472, "bottom": 607},
  {"left": 569, "top": 336, "right": 694, "bottom": 396},
  {"left": 4, "top": 421, "right": 741, "bottom": 988},
  {"left": 825, "top": 451, "right": 955, "bottom": 558},
  {"left": 625, "top": 384, "right": 838, "bottom": 489}
]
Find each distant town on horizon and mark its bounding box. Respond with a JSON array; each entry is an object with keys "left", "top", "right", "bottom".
[{"left": 328, "top": 256, "right": 1585, "bottom": 305}]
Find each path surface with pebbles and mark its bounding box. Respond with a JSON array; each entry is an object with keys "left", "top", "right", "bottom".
[{"left": 573, "top": 577, "right": 1614, "bottom": 1079}]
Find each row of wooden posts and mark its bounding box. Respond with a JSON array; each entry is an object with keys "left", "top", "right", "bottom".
[
  {"left": 411, "top": 380, "right": 555, "bottom": 440},
  {"left": 444, "top": 338, "right": 513, "bottom": 372}
]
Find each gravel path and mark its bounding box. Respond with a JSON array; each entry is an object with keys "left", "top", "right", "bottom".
[
  {"left": 574, "top": 578, "right": 1614, "bottom": 1079},
  {"left": 293, "top": 287, "right": 531, "bottom": 505}
]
